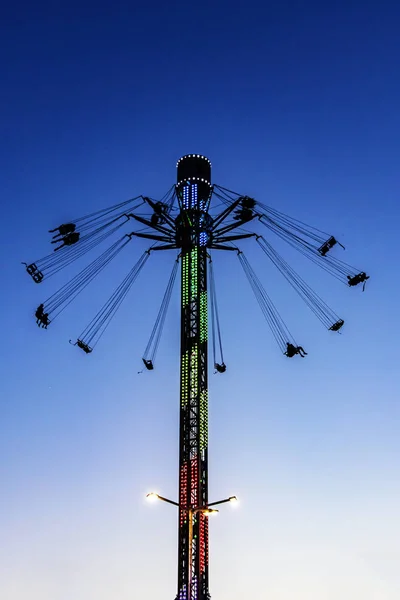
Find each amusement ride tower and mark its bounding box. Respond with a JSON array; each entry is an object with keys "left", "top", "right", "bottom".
[
  {"left": 175, "top": 155, "right": 213, "bottom": 600},
  {"left": 24, "top": 154, "right": 369, "bottom": 600}
]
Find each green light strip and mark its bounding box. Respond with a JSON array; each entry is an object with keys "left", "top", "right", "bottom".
[
  {"left": 191, "top": 248, "right": 198, "bottom": 299},
  {"left": 181, "top": 351, "right": 189, "bottom": 407},
  {"left": 182, "top": 253, "right": 189, "bottom": 306},
  {"left": 200, "top": 390, "right": 208, "bottom": 451},
  {"left": 200, "top": 291, "right": 207, "bottom": 343},
  {"left": 191, "top": 344, "right": 198, "bottom": 402}
]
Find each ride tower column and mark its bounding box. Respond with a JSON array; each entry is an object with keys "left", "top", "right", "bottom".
[{"left": 175, "top": 155, "right": 213, "bottom": 600}]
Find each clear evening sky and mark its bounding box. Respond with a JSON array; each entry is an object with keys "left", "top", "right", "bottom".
[{"left": 1, "top": 1, "right": 399, "bottom": 598}]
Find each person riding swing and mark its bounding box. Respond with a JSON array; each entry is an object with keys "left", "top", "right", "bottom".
[
  {"left": 35, "top": 303, "right": 44, "bottom": 325},
  {"left": 285, "top": 342, "right": 308, "bottom": 358},
  {"left": 142, "top": 358, "right": 154, "bottom": 370},
  {"left": 52, "top": 231, "right": 80, "bottom": 251},
  {"left": 49, "top": 223, "right": 76, "bottom": 239},
  {"left": 35, "top": 304, "right": 50, "bottom": 328}
]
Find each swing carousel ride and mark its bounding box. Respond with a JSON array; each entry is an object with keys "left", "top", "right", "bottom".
[{"left": 23, "top": 154, "right": 369, "bottom": 600}]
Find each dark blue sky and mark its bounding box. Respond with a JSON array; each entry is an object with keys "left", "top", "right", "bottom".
[{"left": 1, "top": 2, "right": 399, "bottom": 599}]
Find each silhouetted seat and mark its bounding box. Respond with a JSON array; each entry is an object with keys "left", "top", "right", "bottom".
[
  {"left": 76, "top": 339, "right": 92, "bottom": 354},
  {"left": 26, "top": 263, "right": 38, "bottom": 275},
  {"left": 347, "top": 272, "right": 369, "bottom": 288},
  {"left": 215, "top": 362, "right": 226, "bottom": 373},
  {"left": 329, "top": 319, "right": 345, "bottom": 332},
  {"left": 318, "top": 236, "right": 338, "bottom": 256},
  {"left": 32, "top": 271, "right": 44, "bottom": 283},
  {"left": 23, "top": 262, "right": 44, "bottom": 283},
  {"left": 142, "top": 358, "right": 154, "bottom": 370}
]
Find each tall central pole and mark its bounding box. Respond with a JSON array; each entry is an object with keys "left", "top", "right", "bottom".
[{"left": 176, "top": 155, "right": 212, "bottom": 600}]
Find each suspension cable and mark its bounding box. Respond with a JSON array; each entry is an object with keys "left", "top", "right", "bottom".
[
  {"left": 209, "top": 256, "right": 224, "bottom": 368},
  {"left": 157, "top": 184, "right": 178, "bottom": 213},
  {"left": 42, "top": 235, "right": 132, "bottom": 320},
  {"left": 62, "top": 195, "right": 144, "bottom": 226},
  {"left": 237, "top": 251, "right": 298, "bottom": 353},
  {"left": 24, "top": 198, "right": 144, "bottom": 282},
  {"left": 142, "top": 255, "right": 179, "bottom": 367},
  {"left": 213, "top": 185, "right": 361, "bottom": 278},
  {"left": 259, "top": 215, "right": 362, "bottom": 283},
  {"left": 38, "top": 220, "right": 129, "bottom": 276},
  {"left": 214, "top": 186, "right": 369, "bottom": 292},
  {"left": 256, "top": 201, "right": 331, "bottom": 244},
  {"left": 74, "top": 250, "right": 152, "bottom": 350},
  {"left": 214, "top": 184, "right": 333, "bottom": 245},
  {"left": 256, "top": 236, "right": 344, "bottom": 331}
]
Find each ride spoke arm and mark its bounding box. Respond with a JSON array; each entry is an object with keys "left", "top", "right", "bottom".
[
  {"left": 209, "top": 244, "right": 239, "bottom": 251},
  {"left": 211, "top": 198, "right": 243, "bottom": 229},
  {"left": 213, "top": 233, "right": 256, "bottom": 243},
  {"left": 213, "top": 213, "right": 258, "bottom": 236},
  {"left": 142, "top": 196, "right": 177, "bottom": 228},
  {"left": 129, "top": 231, "right": 176, "bottom": 243},
  {"left": 129, "top": 213, "right": 175, "bottom": 236},
  {"left": 146, "top": 244, "right": 179, "bottom": 251}
]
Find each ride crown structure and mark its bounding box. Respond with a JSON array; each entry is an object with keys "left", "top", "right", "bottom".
[{"left": 24, "top": 154, "right": 369, "bottom": 600}]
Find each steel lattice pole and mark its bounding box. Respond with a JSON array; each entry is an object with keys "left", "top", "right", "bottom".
[{"left": 176, "top": 156, "right": 212, "bottom": 600}]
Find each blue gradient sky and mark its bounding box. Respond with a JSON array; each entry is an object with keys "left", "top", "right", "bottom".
[{"left": 1, "top": 1, "right": 399, "bottom": 598}]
